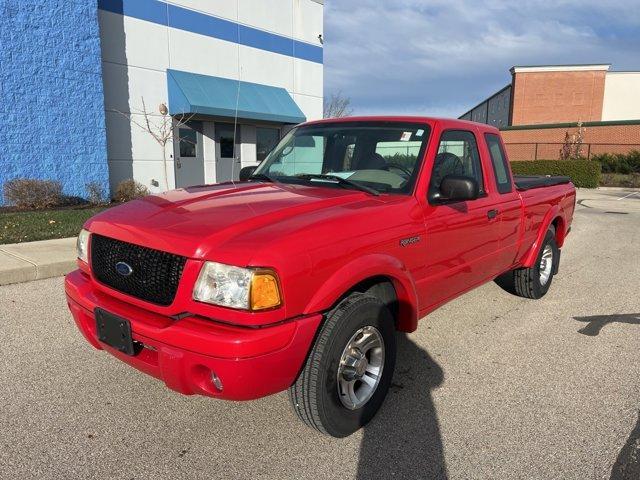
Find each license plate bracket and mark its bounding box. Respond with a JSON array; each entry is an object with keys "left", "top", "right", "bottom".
[{"left": 95, "top": 308, "right": 136, "bottom": 356}]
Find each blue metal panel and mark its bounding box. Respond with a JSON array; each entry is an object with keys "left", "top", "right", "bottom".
[
  {"left": 167, "top": 70, "right": 306, "bottom": 124},
  {"left": 295, "top": 40, "right": 323, "bottom": 64},
  {"left": 97, "top": 0, "right": 323, "bottom": 64},
  {"left": 239, "top": 25, "right": 294, "bottom": 58},
  {"left": 98, "top": 0, "right": 167, "bottom": 24},
  {"left": 0, "top": 1, "right": 109, "bottom": 204}
]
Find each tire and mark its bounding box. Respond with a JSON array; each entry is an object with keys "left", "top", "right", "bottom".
[
  {"left": 289, "top": 292, "right": 397, "bottom": 437},
  {"left": 511, "top": 227, "right": 559, "bottom": 299}
]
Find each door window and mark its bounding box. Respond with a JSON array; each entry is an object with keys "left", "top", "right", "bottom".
[
  {"left": 256, "top": 127, "right": 280, "bottom": 162},
  {"left": 430, "top": 130, "right": 484, "bottom": 195},
  {"left": 178, "top": 128, "right": 197, "bottom": 157},
  {"left": 216, "top": 123, "right": 239, "bottom": 159},
  {"left": 484, "top": 133, "right": 512, "bottom": 194}
]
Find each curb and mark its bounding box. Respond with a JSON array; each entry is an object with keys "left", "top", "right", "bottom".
[{"left": 0, "top": 237, "right": 77, "bottom": 286}]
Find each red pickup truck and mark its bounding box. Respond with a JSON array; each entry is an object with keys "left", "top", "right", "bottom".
[{"left": 66, "top": 117, "right": 575, "bottom": 437}]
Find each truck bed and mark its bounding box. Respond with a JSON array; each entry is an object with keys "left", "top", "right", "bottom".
[{"left": 514, "top": 175, "right": 572, "bottom": 191}]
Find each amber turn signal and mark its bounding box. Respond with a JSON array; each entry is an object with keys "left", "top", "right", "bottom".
[{"left": 250, "top": 271, "right": 282, "bottom": 311}]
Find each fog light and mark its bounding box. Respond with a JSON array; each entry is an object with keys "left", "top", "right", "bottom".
[{"left": 211, "top": 371, "right": 223, "bottom": 391}]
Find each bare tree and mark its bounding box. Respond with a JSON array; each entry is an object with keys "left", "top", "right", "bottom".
[
  {"left": 116, "top": 98, "right": 194, "bottom": 191},
  {"left": 323, "top": 91, "right": 354, "bottom": 118},
  {"left": 559, "top": 121, "right": 586, "bottom": 160}
]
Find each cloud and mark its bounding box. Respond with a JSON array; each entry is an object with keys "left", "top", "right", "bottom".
[{"left": 323, "top": 0, "right": 640, "bottom": 117}]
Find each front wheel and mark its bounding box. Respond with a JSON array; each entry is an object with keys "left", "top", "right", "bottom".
[{"left": 289, "top": 292, "right": 396, "bottom": 437}]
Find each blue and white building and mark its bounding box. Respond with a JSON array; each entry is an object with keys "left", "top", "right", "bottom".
[{"left": 0, "top": 0, "right": 324, "bottom": 201}]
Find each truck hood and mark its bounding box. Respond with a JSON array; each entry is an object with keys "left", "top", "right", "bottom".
[{"left": 86, "top": 182, "right": 381, "bottom": 260}]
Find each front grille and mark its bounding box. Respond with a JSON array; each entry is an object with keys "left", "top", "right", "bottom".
[{"left": 90, "top": 234, "right": 187, "bottom": 306}]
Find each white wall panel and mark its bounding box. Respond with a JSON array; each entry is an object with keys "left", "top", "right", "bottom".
[
  {"left": 133, "top": 159, "right": 176, "bottom": 192},
  {"left": 294, "top": 57, "right": 322, "bottom": 97},
  {"left": 168, "top": 0, "right": 237, "bottom": 21},
  {"left": 168, "top": 28, "right": 240, "bottom": 79},
  {"left": 102, "top": 63, "right": 168, "bottom": 114},
  {"left": 99, "top": 11, "right": 169, "bottom": 70},
  {"left": 107, "top": 159, "right": 173, "bottom": 193},
  {"left": 239, "top": 46, "right": 294, "bottom": 92},
  {"left": 293, "top": 93, "right": 323, "bottom": 121},
  {"left": 602, "top": 73, "right": 640, "bottom": 121},
  {"left": 239, "top": 0, "right": 293, "bottom": 37},
  {"left": 105, "top": 112, "right": 172, "bottom": 162},
  {"left": 294, "top": 0, "right": 323, "bottom": 45}
]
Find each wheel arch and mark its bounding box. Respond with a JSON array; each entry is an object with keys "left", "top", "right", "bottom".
[
  {"left": 522, "top": 206, "right": 566, "bottom": 268},
  {"left": 304, "top": 254, "right": 419, "bottom": 332}
]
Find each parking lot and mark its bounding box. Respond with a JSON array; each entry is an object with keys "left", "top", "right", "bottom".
[{"left": 1, "top": 188, "right": 639, "bottom": 480}]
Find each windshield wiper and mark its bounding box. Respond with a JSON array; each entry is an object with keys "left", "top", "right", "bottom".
[
  {"left": 295, "top": 174, "right": 380, "bottom": 196},
  {"left": 248, "top": 173, "right": 276, "bottom": 183}
]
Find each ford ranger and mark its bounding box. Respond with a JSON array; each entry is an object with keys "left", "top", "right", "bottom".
[{"left": 65, "top": 117, "right": 576, "bottom": 437}]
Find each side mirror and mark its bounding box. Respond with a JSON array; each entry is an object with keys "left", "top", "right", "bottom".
[
  {"left": 239, "top": 165, "right": 258, "bottom": 181},
  {"left": 430, "top": 175, "right": 479, "bottom": 203}
]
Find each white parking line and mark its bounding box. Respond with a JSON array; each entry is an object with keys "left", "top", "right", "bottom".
[{"left": 617, "top": 191, "right": 639, "bottom": 201}]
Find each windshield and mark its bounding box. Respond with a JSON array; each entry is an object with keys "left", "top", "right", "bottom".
[{"left": 253, "top": 121, "right": 431, "bottom": 194}]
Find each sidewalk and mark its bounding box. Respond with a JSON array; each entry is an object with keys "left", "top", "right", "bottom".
[{"left": 0, "top": 237, "right": 77, "bottom": 286}]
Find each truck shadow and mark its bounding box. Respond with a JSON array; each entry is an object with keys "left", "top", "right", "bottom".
[
  {"left": 357, "top": 333, "right": 447, "bottom": 479},
  {"left": 610, "top": 411, "right": 640, "bottom": 480},
  {"left": 573, "top": 313, "right": 640, "bottom": 336}
]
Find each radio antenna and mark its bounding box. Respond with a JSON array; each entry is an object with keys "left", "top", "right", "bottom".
[{"left": 231, "top": 0, "right": 241, "bottom": 185}]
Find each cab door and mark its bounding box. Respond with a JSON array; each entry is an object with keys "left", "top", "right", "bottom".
[
  {"left": 483, "top": 132, "right": 522, "bottom": 268},
  {"left": 418, "top": 128, "right": 505, "bottom": 310}
]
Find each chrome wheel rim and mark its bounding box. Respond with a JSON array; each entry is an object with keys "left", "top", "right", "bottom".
[
  {"left": 539, "top": 245, "right": 553, "bottom": 286},
  {"left": 337, "top": 326, "right": 385, "bottom": 410}
]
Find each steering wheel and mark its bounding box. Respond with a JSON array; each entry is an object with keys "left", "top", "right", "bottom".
[{"left": 384, "top": 162, "right": 412, "bottom": 176}]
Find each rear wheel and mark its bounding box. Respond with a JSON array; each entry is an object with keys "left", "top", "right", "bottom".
[
  {"left": 289, "top": 292, "right": 396, "bottom": 437},
  {"left": 511, "top": 227, "right": 559, "bottom": 299}
]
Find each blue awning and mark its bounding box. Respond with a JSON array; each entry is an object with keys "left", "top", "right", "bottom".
[{"left": 167, "top": 69, "right": 306, "bottom": 124}]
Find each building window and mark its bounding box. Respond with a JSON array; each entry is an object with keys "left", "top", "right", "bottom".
[
  {"left": 216, "top": 123, "right": 239, "bottom": 159},
  {"left": 256, "top": 127, "right": 280, "bottom": 162}
]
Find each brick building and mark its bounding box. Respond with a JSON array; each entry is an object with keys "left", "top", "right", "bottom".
[{"left": 460, "top": 64, "right": 640, "bottom": 161}]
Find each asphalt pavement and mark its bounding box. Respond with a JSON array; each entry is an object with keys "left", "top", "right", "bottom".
[{"left": 1, "top": 188, "right": 639, "bottom": 480}]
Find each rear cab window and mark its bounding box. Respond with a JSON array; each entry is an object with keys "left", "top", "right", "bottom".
[{"left": 484, "top": 133, "right": 513, "bottom": 194}]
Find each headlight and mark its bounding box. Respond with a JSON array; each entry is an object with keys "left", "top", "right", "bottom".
[
  {"left": 193, "top": 262, "right": 282, "bottom": 311},
  {"left": 77, "top": 229, "right": 90, "bottom": 263}
]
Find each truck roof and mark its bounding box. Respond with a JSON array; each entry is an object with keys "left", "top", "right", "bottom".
[{"left": 302, "top": 115, "right": 501, "bottom": 133}]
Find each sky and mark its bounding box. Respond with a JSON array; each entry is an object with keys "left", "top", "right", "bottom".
[{"left": 323, "top": 0, "right": 640, "bottom": 118}]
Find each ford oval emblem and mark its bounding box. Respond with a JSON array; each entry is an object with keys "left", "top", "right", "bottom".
[{"left": 115, "top": 261, "right": 133, "bottom": 277}]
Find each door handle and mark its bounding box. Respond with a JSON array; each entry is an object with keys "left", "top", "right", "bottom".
[{"left": 487, "top": 209, "right": 499, "bottom": 219}]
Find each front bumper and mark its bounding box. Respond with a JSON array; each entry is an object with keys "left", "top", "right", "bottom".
[{"left": 65, "top": 269, "right": 322, "bottom": 400}]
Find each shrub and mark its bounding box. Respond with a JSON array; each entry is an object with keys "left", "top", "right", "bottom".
[
  {"left": 510, "top": 159, "right": 601, "bottom": 188},
  {"left": 591, "top": 150, "right": 640, "bottom": 175},
  {"left": 85, "top": 182, "right": 105, "bottom": 205},
  {"left": 3, "top": 178, "right": 64, "bottom": 209},
  {"left": 600, "top": 172, "right": 640, "bottom": 188},
  {"left": 114, "top": 179, "right": 149, "bottom": 202}
]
